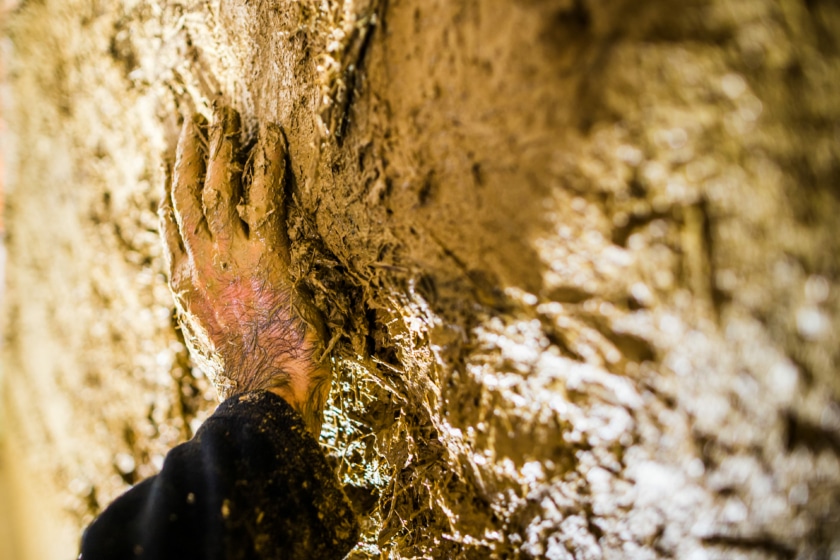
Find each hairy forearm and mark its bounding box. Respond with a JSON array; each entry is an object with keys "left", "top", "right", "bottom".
[
  {"left": 223, "top": 291, "right": 330, "bottom": 436},
  {"left": 217, "top": 282, "right": 307, "bottom": 393},
  {"left": 173, "top": 284, "right": 324, "bottom": 431},
  {"left": 229, "top": 283, "right": 327, "bottom": 407}
]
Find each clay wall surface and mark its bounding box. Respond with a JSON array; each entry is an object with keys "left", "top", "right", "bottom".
[{"left": 2, "top": 0, "right": 839, "bottom": 558}]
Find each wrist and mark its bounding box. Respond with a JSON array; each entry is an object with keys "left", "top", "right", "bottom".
[{"left": 224, "top": 327, "right": 330, "bottom": 436}]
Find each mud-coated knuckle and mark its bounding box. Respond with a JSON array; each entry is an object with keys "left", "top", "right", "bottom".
[
  {"left": 202, "top": 186, "right": 221, "bottom": 213},
  {"left": 237, "top": 200, "right": 275, "bottom": 231}
]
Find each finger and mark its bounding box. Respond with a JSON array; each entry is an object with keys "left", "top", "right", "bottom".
[
  {"left": 158, "top": 161, "right": 186, "bottom": 282},
  {"left": 238, "top": 123, "right": 290, "bottom": 257},
  {"left": 203, "top": 107, "right": 245, "bottom": 241},
  {"left": 172, "top": 113, "right": 210, "bottom": 253}
]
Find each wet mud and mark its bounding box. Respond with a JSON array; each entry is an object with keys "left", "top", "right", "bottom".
[{"left": 2, "top": 0, "right": 840, "bottom": 558}]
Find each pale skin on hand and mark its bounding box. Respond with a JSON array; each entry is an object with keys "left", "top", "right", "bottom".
[{"left": 158, "top": 107, "right": 330, "bottom": 435}]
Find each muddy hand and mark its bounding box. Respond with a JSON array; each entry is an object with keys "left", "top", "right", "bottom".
[{"left": 159, "top": 108, "right": 329, "bottom": 434}]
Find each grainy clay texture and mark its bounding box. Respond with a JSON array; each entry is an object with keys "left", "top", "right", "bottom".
[{"left": 2, "top": 0, "right": 840, "bottom": 558}]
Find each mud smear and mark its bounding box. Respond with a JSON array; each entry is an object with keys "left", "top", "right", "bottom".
[{"left": 3, "top": 0, "right": 840, "bottom": 558}]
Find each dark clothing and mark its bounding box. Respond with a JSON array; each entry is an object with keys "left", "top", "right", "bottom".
[{"left": 80, "top": 391, "right": 359, "bottom": 560}]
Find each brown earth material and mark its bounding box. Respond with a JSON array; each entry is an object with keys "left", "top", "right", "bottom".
[{"left": 2, "top": 0, "right": 840, "bottom": 558}]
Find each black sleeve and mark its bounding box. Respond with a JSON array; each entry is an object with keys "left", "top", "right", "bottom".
[{"left": 79, "top": 390, "right": 359, "bottom": 560}]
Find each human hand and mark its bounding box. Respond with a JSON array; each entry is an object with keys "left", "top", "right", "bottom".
[{"left": 158, "top": 107, "right": 329, "bottom": 434}]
